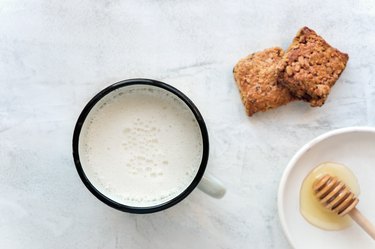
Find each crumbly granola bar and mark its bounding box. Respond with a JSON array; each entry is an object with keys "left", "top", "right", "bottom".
[
  {"left": 233, "top": 47, "right": 294, "bottom": 116},
  {"left": 277, "top": 27, "right": 349, "bottom": 107}
]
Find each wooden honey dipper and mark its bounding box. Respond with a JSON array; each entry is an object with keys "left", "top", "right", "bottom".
[{"left": 313, "top": 174, "right": 375, "bottom": 239}]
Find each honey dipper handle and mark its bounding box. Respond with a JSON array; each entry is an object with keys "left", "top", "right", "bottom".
[{"left": 349, "top": 208, "right": 375, "bottom": 240}]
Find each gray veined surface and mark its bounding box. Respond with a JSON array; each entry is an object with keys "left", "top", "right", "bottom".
[{"left": 0, "top": 0, "right": 375, "bottom": 248}]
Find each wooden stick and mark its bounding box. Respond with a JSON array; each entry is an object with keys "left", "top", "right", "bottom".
[{"left": 349, "top": 208, "right": 375, "bottom": 240}]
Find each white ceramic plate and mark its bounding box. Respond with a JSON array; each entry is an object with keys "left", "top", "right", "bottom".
[{"left": 278, "top": 127, "right": 375, "bottom": 249}]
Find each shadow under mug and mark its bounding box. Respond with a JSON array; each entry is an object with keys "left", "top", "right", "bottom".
[{"left": 72, "top": 78, "right": 225, "bottom": 213}]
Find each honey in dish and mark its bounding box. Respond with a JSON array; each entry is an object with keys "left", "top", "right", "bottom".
[{"left": 300, "top": 162, "right": 360, "bottom": 230}]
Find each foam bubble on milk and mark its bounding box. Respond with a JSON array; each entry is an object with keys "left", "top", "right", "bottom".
[{"left": 79, "top": 85, "right": 203, "bottom": 207}]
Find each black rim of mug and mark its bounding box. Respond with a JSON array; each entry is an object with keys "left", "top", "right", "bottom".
[{"left": 72, "top": 78, "right": 209, "bottom": 214}]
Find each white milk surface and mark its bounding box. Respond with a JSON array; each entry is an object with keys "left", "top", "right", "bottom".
[{"left": 79, "top": 85, "right": 203, "bottom": 207}]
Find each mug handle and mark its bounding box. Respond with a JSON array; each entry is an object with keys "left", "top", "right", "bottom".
[{"left": 197, "top": 173, "right": 226, "bottom": 198}]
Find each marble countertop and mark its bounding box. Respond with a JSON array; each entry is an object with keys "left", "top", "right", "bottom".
[{"left": 1, "top": 0, "right": 375, "bottom": 248}]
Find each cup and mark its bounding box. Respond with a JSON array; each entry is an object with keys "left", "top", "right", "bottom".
[{"left": 73, "top": 78, "right": 225, "bottom": 213}]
